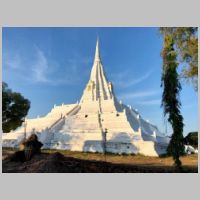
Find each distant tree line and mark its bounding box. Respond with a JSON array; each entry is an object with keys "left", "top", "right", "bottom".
[{"left": 183, "top": 132, "right": 198, "bottom": 148}]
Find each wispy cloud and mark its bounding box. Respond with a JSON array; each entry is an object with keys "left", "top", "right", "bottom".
[
  {"left": 112, "top": 69, "right": 154, "bottom": 88},
  {"left": 4, "top": 53, "right": 21, "bottom": 69},
  {"left": 3, "top": 46, "right": 51, "bottom": 83},
  {"left": 32, "top": 47, "right": 49, "bottom": 82},
  {"left": 136, "top": 99, "right": 161, "bottom": 106},
  {"left": 118, "top": 90, "right": 160, "bottom": 100},
  {"left": 127, "top": 70, "right": 154, "bottom": 86},
  {"left": 66, "top": 56, "right": 91, "bottom": 75},
  {"left": 3, "top": 45, "right": 92, "bottom": 86},
  {"left": 111, "top": 70, "right": 130, "bottom": 80}
]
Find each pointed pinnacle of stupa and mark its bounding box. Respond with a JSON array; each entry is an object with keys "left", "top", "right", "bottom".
[{"left": 94, "top": 38, "right": 101, "bottom": 62}]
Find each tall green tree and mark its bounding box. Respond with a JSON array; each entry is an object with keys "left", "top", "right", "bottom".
[
  {"left": 160, "top": 27, "right": 198, "bottom": 91},
  {"left": 2, "top": 82, "right": 30, "bottom": 133},
  {"left": 161, "top": 35, "right": 185, "bottom": 170}
]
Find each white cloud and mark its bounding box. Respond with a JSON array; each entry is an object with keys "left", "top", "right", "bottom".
[
  {"left": 3, "top": 45, "right": 91, "bottom": 86},
  {"left": 32, "top": 47, "right": 49, "bottom": 82},
  {"left": 111, "top": 70, "right": 130, "bottom": 80},
  {"left": 3, "top": 46, "right": 50, "bottom": 83},
  {"left": 112, "top": 69, "right": 154, "bottom": 88},
  {"left": 4, "top": 53, "right": 21, "bottom": 69},
  {"left": 136, "top": 99, "right": 161, "bottom": 105},
  {"left": 119, "top": 90, "right": 160, "bottom": 100}
]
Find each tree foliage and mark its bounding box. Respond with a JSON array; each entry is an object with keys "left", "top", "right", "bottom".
[
  {"left": 161, "top": 35, "right": 185, "bottom": 170},
  {"left": 184, "top": 132, "right": 198, "bottom": 148},
  {"left": 2, "top": 82, "right": 30, "bottom": 133},
  {"left": 160, "top": 27, "right": 198, "bottom": 91}
]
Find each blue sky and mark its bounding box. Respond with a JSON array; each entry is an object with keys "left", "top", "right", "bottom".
[{"left": 2, "top": 27, "right": 198, "bottom": 136}]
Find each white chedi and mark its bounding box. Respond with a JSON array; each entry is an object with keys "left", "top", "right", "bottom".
[{"left": 2, "top": 39, "right": 170, "bottom": 156}]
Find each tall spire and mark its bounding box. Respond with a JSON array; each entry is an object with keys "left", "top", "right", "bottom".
[
  {"left": 80, "top": 38, "right": 113, "bottom": 103},
  {"left": 94, "top": 38, "right": 101, "bottom": 62}
]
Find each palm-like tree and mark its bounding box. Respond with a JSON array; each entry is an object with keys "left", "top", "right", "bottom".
[{"left": 161, "top": 35, "right": 185, "bottom": 171}]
